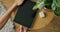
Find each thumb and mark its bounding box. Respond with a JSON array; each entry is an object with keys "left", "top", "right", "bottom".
[{"left": 17, "top": 0, "right": 24, "bottom": 6}]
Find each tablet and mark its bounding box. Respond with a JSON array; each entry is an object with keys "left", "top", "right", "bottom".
[{"left": 14, "top": 0, "right": 38, "bottom": 28}]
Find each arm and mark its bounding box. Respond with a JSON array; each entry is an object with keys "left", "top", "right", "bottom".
[
  {"left": 0, "top": 3, "right": 17, "bottom": 29},
  {"left": 0, "top": 0, "right": 24, "bottom": 29}
]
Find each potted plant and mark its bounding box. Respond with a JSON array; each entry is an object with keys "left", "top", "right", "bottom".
[
  {"left": 30, "top": 0, "right": 60, "bottom": 30},
  {"left": 33, "top": 0, "right": 60, "bottom": 16}
]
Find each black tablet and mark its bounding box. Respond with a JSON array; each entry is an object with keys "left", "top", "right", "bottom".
[{"left": 14, "top": 0, "right": 38, "bottom": 28}]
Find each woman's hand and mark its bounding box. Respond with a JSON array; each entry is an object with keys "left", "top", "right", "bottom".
[{"left": 15, "top": 0, "right": 24, "bottom": 6}]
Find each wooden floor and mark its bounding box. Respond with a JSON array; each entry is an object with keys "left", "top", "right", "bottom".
[
  {"left": 30, "top": 15, "right": 60, "bottom": 32},
  {"left": 0, "top": 0, "right": 60, "bottom": 32}
]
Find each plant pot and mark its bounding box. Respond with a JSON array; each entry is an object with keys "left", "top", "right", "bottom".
[
  {"left": 31, "top": 8, "right": 54, "bottom": 30},
  {"left": 44, "top": 7, "right": 53, "bottom": 12}
]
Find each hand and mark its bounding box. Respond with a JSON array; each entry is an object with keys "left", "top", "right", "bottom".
[
  {"left": 17, "top": 25, "right": 27, "bottom": 32},
  {"left": 15, "top": 0, "right": 24, "bottom": 6}
]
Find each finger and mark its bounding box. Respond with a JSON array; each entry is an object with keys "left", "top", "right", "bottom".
[
  {"left": 19, "top": 25, "right": 23, "bottom": 32},
  {"left": 19, "top": 25, "right": 27, "bottom": 32},
  {"left": 23, "top": 26, "right": 27, "bottom": 32},
  {"left": 17, "top": 0, "right": 24, "bottom": 6}
]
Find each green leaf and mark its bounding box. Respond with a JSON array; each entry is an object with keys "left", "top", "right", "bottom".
[
  {"left": 44, "top": 0, "right": 53, "bottom": 4},
  {"left": 33, "top": 1, "right": 45, "bottom": 10},
  {"left": 54, "top": 0, "right": 60, "bottom": 7},
  {"left": 51, "top": 3, "right": 56, "bottom": 10},
  {"left": 51, "top": 0, "right": 56, "bottom": 10},
  {"left": 38, "top": 2, "right": 45, "bottom": 9},
  {"left": 54, "top": 6, "right": 60, "bottom": 16},
  {"left": 44, "top": 0, "right": 53, "bottom": 9},
  {"left": 33, "top": 4, "right": 38, "bottom": 10}
]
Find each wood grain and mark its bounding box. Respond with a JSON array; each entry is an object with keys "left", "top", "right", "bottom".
[{"left": 1, "top": 0, "right": 60, "bottom": 32}]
